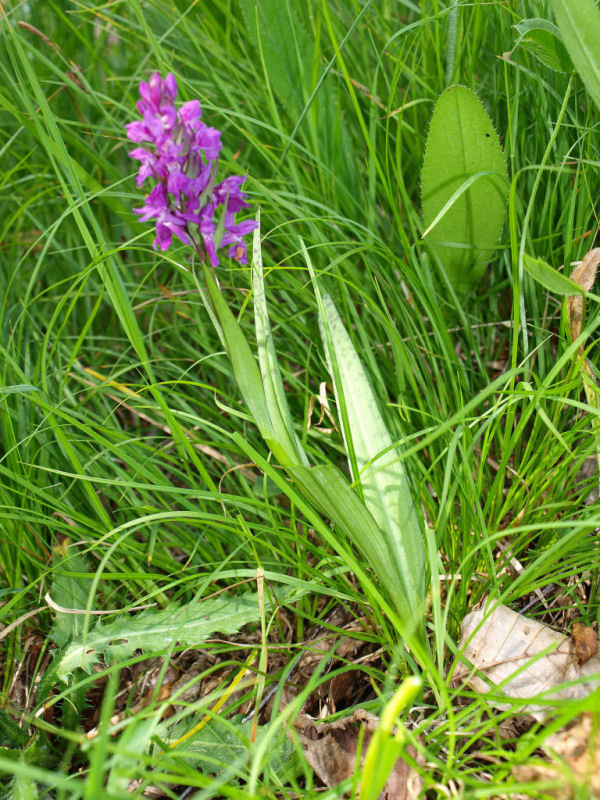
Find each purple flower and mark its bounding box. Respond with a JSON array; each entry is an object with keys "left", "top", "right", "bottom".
[
  {"left": 133, "top": 184, "right": 191, "bottom": 251},
  {"left": 126, "top": 72, "right": 257, "bottom": 262},
  {"left": 185, "top": 175, "right": 254, "bottom": 265},
  {"left": 179, "top": 99, "right": 201, "bottom": 126}
]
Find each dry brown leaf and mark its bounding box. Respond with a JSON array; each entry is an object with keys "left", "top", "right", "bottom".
[
  {"left": 294, "top": 710, "right": 423, "bottom": 799},
  {"left": 566, "top": 248, "right": 600, "bottom": 479},
  {"left": 572, "top": 622, "right": 598, "bottom": 666},
  {"left": 454, "top": 598, "right": 600, "bottom": 721},
  {"left": 567, "top": 247, "right": 600, "bottom": 344},
  {"left": 512, "top": 762, "right": 573, "bottom": 800},
  {"left": 513, "top": 713, "right": 600, "bottom": 798}
]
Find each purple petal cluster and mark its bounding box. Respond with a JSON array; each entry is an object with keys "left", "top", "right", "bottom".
[{"left": 125, "top": 72, "right": 256, "bottom": 263}]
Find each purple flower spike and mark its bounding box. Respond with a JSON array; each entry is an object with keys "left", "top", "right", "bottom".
[{"left": 126, "top": 72, "right": 257, "bottom": 264}]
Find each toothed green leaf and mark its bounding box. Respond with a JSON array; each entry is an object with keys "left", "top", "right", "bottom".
[
  {"left": 0, "top": 710, "right": 29, "bottom": 749},
  {"left": 56, "top": 593, "right": 261, "bottom": 683},
  {"left": 49, "top": 550, "right": 92, "bottom": 647},
  {"left": 421, "top": 85, "right": 508, "bottom": 293},
  {"left": 9, "top": 772, "right": 39, "bottom": 800}
]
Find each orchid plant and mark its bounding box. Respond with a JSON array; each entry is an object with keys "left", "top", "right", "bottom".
[{"left": 125, "top": 73, "right": 428, "bottom": 656}]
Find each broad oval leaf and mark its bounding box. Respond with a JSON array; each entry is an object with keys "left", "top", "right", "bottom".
[{"left": 421, "top": 85, "right": 508, "bottom": 293}]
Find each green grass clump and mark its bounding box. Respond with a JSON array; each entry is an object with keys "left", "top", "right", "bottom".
[{"left": 1, "top": 0, "right": 600, "bottom": 797}]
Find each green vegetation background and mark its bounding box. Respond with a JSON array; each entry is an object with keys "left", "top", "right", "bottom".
[{"left": 1, "top": 0, "right": 600, "bottom": 797}]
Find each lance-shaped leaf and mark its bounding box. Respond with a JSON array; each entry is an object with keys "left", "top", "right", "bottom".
[
  {"left": 204, "top": 264, "right": 273, "bottom": 440},
  {"left": 252, "top": 216, "right": 308, "bottom": 468},
  {"left": 421, "top": 85, "right": 508, "bottom": 293},
  {"left": 288, "top": 463, "right": 425, "bottom": 645},
  {"left": 312, "top": 286, "right": 425, "bottom": 632}
]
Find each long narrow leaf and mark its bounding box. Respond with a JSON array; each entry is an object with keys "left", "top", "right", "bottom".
[
  {"left": 318, "top": 295, "right": 426, "bottom": 625},
  {"left": 551, "top": 0, "right": 600, "bottom": 111},
  {"left": 252, "top": 218, "right": 308, "bottom": 468},
  {"left": 204, "top": 265, "right": 273, "bottom": 441},
  {"left": 289, "top": 461, "right": 423, "bottom": 644}
]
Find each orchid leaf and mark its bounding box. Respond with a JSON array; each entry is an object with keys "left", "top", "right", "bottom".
[
  {"left": 252, "top": 216, "right": 308, "bottom": 468},
  {"left": 204, "top": 264, "right": 273, "bottom": 440},
  {"left": 289, "top": 463, "right": 424, "bottom": 642},
  {"left": 315, "top": 294, "right": 425, "bottom": 628}
]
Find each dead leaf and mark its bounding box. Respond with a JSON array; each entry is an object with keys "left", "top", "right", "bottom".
[
  {"left": 572, "top": 623, "right": 598, "bottom": 665},
  {"left": 567, "top": 247, "right": 600, "bottom": 345},
  {"left": 512, "top": 762, "right": 573, "bottom": 800},
  {"left": 513, "top": 713, "right": 600, "bottom": 798},
  {"left": 566, "top": 248, "right": 600, "bottom": 480},
  {"left": 454, "top": 598, "right": 600, "bottom": 721},
  {"left": 294, "top": 709, "right": 423, "bottom": 799}
]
